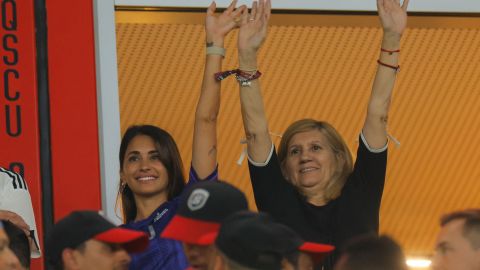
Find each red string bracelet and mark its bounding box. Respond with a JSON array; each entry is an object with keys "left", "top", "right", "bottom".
[
  {"left": 377, "top": 60, "right": 400, "bottom": 73},
  {"left": 381, "top": 48, "right": 400, "bottom": 55}
]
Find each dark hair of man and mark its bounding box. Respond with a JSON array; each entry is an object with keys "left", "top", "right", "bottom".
[
  {"left": 440, "top": 209, "right": 480, "bottom": 249},
  {"left": 50, "top": 242, "right": 86, "bottom": 270},
  {"left": 118, "top": 125, "right": 186, "bottom": 223},
  {"left": 3, "top": 220, "right": 30, "bottom": 269},
  {"left": 284, "top": 250, "right": 300, "bottom": 268},
  {"left": 338, "top": 234, "right": 406, "bottom": 270}
]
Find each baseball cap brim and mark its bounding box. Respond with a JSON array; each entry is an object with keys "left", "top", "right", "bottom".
[
  {"left": 161, "top": 215, "right": 220, "bottom": 245},
  {"left": 299, "top": 242, "right": 335, "bottom": 264},
  {"left": 94, "top": 227, "right": 149, "bottom": 253}
]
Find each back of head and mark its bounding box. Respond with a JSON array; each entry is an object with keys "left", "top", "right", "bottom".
[
  {"left": 215, "top": 211, "right": 286, "bottom": 270},
  {"left": 118, "top": 124, "right": 186, "bottom": 222},
  {"left": 277, "top": 119, "right": 353, "bottom": 201},
  {"left": 440, "top": 209, "right": 480, "bottom": 249},
  {"left": 162, "top": 180, "right": 249, "bottom": 244},
  {"left": 335, "top": 235, "right": 407, "bottom": 270},
  {"left": 3, "top": 221, "right": 30, "bottom": 269}
]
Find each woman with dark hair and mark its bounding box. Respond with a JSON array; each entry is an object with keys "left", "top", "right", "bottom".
[
  {"left": 233, "top": 0, "right": 408, "bottom": 269},
  {"left": 117, "top": 1, "right": 245, "bottom": 269}
]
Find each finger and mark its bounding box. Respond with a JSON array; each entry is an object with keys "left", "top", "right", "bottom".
[
  {"left": 402, "top": 0, "right": 410, "bottom": 11},
  {"left": 232, "top": 5, "right": 246, "bottom": 17},
  {"left": 256, "top": 0, "right": 264, "bottom": 21},
  {"left": 250, "top": 1, "right": 258, "bottom": 21},
  {"left": 265, "top": 0, "right": 272, "bottom": 20},
  {"left": 240, "top": 5, "right": 249, "bottom": 25},
  {"left": 226, "top": 0, "right": 237, "bottom": 13},
  {"left": 207, "top": 1, "right": 216, "bottom": 15},
  {"left": 376, "top": 0, "right": 383, "bottom": 12}
]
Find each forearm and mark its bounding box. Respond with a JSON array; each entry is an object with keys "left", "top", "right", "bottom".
[
  {"left": 238, "top": 50, "right": 272, "bottom": 162},
  {"left": 192, "top": 44, "right": 223, "bottom": 178},
  {"left": 363, "top": 33, "right": 401, "bottom": 148}
]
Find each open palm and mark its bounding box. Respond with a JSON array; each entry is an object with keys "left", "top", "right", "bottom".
[{"left": 238, "top": 0, "right": 271, "bottom": 52}]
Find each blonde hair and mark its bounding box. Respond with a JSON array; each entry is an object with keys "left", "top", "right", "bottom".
[{"left": 278, "top": 119, "right": 353, "bottom": 202}]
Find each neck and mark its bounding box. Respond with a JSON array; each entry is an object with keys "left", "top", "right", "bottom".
[
  {"left": 133, "top": 193, "right": 168, "bottom": 221},
  {"left": 302, "top": 187, "right": 328, "bottom": 206}
]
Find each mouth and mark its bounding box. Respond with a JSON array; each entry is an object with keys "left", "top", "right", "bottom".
[
  {"left": 299, "top": 167, "right": 318, "bottom": 174},
  {"left": 135, "top": 176, "right": 157, "bottom": 182}
]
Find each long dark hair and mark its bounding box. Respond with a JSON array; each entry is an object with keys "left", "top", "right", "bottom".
[{"left": 118, "top": 125, "right": 185, "bottom": 223}]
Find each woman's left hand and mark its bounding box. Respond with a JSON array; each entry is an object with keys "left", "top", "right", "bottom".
[{"left": 237, "top": 0, "right": 271, "bottom": 54}]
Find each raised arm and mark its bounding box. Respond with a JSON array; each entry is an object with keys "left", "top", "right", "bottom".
[
  {"left": 362, "top": 0, "right": 409, "bottom": 149},
  {"left": 237, "top": 0, "right": 272, "bottom": 163},
  {"left": 192, "top": 1, "right": 245, "bottom": 178}
]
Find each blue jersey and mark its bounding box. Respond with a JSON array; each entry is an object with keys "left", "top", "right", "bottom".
[{"left": 122, "top": 166, "right": 218, "bottom": 270}]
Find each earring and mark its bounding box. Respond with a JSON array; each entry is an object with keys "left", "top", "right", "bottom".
[{"left": 120, "top": 182, "right": 127, "bottom": 193}]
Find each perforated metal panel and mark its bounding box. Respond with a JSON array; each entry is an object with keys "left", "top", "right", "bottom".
[{"left": 116, "top": 11, "right": 480, "bottom": 259}]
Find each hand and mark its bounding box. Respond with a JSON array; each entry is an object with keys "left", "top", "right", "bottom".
[
  {"left": 237, "top": 0, "right": 271, "bottom": 54},
  {"left": 0, "top": 210, "right": 30, "bottom": 235},
  {"left": 377, "top": 0, "right": 409, "bottom": 37},
  {"left": 206, "top": 0, "right": 246, "bottom": 46}
]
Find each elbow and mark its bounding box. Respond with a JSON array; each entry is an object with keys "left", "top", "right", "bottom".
[{"left": 245, "top": 126, "right": 269, "bottom": 144}]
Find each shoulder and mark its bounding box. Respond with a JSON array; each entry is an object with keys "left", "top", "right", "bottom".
[{"left": 0, "top": 167, "right": 27, "bottom": 191}]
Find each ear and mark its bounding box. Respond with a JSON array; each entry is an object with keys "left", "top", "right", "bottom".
[
  {"left": 62, "top": 248, "right": 80, "bottom": 269},
  {"left": 335, "top": 152, "right": 346, "bottom": 171}
]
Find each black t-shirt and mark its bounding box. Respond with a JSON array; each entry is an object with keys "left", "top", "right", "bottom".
[{"left": 248, "top": 136, "right": 387, "bottom": 269}]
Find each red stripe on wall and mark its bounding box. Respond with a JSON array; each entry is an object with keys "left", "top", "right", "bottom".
[
  {"left": 46, "top": 0, "right": 102, "bottom": 220},
  {"left": 0, "top": 1, "right": 43, "bottom": 269}
]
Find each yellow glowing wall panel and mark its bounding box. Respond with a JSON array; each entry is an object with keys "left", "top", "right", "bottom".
[{"left": 116, "top": 11, "right": 480, "bottom": 257}]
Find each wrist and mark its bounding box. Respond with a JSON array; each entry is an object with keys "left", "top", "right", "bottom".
[
  {"left": 238, "top": 57, "right": 257, "bottom": 67},
  {"left": 206, "top": 36, "right": 225, "bottom": 47},
  {"left": 381, "top": 32, "right": 401, "bottom": 50}
]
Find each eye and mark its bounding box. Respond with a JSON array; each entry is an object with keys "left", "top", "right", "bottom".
[
  {"left": 127, "top": 155, "right": 139, "bottom": 162},
  {"left": 289, "top": 148, "right": 300, "bottom": 156},
  {"left": 150, "top": 154, "right": 161, "bottom": 161},
  {"left": 312, "top": 144, "right": 322, "bottom": 151}
]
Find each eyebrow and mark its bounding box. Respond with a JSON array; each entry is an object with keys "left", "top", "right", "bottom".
[
  {"left": 289, "top": 141, "right": 324, "bottom": 148},
  {"left": 126, "top": 150, "right": 159, "bottom": 156}
]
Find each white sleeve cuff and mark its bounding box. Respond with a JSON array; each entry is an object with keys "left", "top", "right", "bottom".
[
  {"left": 360, "top": 131, "right": 388, "bottom": 153},
  {"left": 247, "top": 143, "right": 275, "bottom": 167}
]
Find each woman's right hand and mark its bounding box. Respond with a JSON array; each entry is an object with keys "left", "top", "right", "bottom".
[
  {"left": 206, "top": 0, "right": 246, "bottom": 47},
  {"left": 237, "top": 0, "right": 271, "bottom": 56}
]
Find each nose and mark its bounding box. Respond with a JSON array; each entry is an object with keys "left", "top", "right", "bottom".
[
  {"left": 139, "top": 158, "right": 152, "bottom": 171},
  {"left": 183, "top": 243, "right": 200, "bottom": 258},
  {"left": 116, "top": 249, "right": 131, "bottom": 267},
  {"left": 299, "top": 151, "right": 312, "bottom": 163}
]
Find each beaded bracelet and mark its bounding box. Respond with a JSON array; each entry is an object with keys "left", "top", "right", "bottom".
[
  {"left": 236, "top": 70, "right": 262, "bottom": 86},
  {"left": 214, "top": 69, "right": 262, "bottom": 86}
]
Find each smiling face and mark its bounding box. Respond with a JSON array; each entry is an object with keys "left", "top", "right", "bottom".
[
  {"left": 283, "top": 130, "right": 339, "bottom": 200},
  {"left": 120, "top": 135, "right": 169, "bottom": 200}
]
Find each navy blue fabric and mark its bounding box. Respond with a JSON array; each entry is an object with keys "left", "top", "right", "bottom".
[{"left": 122, "top": 166, "right": 218, "bottom": 270}]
